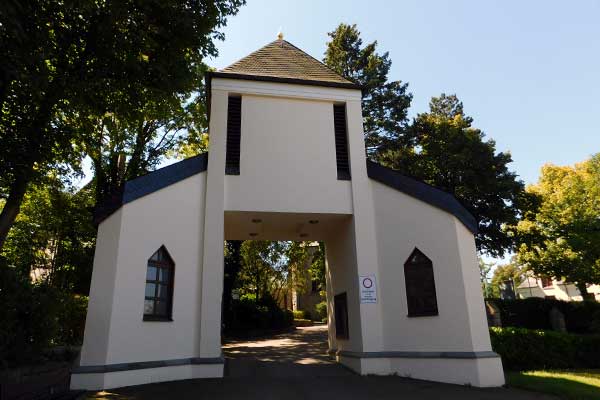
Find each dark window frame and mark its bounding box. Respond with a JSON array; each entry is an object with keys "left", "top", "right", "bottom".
[
  {"left": 404, "top": 248, "right": 439, "bottom": 318},
  {"left": 334, "top": 292, "right": 349, "bottom": 339},
  {"left": 143, "top": 246, "right": 175, "bottom": 322},
  {"left": 333, "top": 104, "right": 351, "bottom": 180}
]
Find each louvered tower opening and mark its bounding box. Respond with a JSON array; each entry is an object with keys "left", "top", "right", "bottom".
[
  {"left": 333, "top": 104, "right": 351, "bottom": 180},
  {"left": 225, "top": 96, "right": 242, "bottom": 175}
]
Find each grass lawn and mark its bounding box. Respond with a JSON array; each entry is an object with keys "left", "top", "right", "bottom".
[{"left": 507, "top": 370, "right": 600, "bottom": 399}]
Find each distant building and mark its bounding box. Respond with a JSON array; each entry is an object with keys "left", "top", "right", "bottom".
[{"left": 516, "top": 276, "right": 600, "bottom": 301}]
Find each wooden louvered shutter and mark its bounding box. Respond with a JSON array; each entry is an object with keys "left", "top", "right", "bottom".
[
  {"left": 333, "top": 104, "right": 351, "bottom": 180},
  {"left": 225, "top": 96, "right": 242, "bottom": 175}
]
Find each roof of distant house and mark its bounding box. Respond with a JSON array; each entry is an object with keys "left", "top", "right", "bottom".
[{"left": 517, "top": 277, "right": 539, "bottom": 289}]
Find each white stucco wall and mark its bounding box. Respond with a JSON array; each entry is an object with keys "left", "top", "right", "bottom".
[
  {"left": 224, "top": 94, "right": 352, "bottom": 214},
  {"left": 79, "top": 172, "right": 207, "bottom": 366},
  {"left": 325, "top": 218, "right": 364, "bottom": 353},
  {"left": 371, "top": 180, "right": 493, "bottom": 353},
  {"left": 79, "top": 209, "right": 123, "bottom": 365}
]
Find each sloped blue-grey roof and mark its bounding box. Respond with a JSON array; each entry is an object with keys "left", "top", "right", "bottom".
[
  {"left": 94, "top": 153, "right": 208, "bottom": 224},
  {"left": 366, "top": 160, "right": 478, "bottom": 234},
  {"left": 94, "top": 153, "right": 477, "bottom": 235}
]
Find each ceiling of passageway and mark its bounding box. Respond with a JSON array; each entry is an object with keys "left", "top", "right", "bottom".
[{"left": 224, "top": 211, "right": 351, "bottom": 241}]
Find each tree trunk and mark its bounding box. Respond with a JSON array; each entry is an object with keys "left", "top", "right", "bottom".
[
  {"left": 0, "top": 174, "right": 30, "bottom": 252},
  {"left": 576, "top": 282, "right": 595, "bottom": 301}
]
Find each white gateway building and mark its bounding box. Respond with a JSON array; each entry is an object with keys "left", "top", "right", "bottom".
[{"left": 71, "top": 37, "right": 505, "bottom": 390}]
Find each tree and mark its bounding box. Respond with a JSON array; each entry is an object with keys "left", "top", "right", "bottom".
[
  {"left": 238, "top": 241, "right": 286, "bottom": 302},
  {"left": 2, "top": 175, "right": 96, "bottom": 294},
  {"left": 479, "top": 258, "right": 495, "bottom": 298},
  {"left": 0, "top": 0, "right": 244, "bottom": 251},
  {"left": 490, "top": 260, "right": 524, "bottom": 299},
  {"left": 377, "top": 94, "right": 524, "bottom": 257},
  {"left": 236, "top": 241, "right": 319, "bottom": 305},
  {"left": 508, "top": 154, "right": 600, "bottom": 300},
  {"left": 222, "top": 240, "right": 242, "bottom": 325},
  {"left": 81, "top": 85, "right": 209, "bottom": 206},
  {"left": 324, "top": 23, "right": 412, "bottom": 152}
]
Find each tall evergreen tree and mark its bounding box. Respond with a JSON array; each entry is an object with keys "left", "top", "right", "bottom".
[{"left": 324, "top": 23, "right": 412, "bottom": 152}]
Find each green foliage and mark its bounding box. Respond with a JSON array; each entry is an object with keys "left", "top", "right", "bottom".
[
  {"left": 315, "top": 301, "right": 328, "bottom": 321},
  {"left": 238, "top": 240, "right": 287, "bottom": 302},
  {"left": 2, "top": 176, "right": 96, "bottom": 294},
  {"left": 490, "top": 260, "right": 524, "bottom": 298},
  {"left": 488, "top": 298, "right": 600, "bottom": 334},
  {"left": 237, "top": 241, "right": 320, "bottom": 304},
  {"left": 507, "top": 370, "right": 600, "bottom": 400},
  {"left": 308, "top": 242, "right": 326, "bottom": 296},
  {"left": 377, "top": 94, "right": 524, "bottom": 257},
  {"left": 324, "top": 24, "right": 523, "bottom": 257},
  {"left": 479, "top": 258, "right": 495, "bottom": 298},
  {"left": 508, "top": 154, "right": 600, "bottom": 298},
  {"left": 56, "top": 294, "right": 88, "bottom": 346},
  {"left": 227, "top": 294, "right": 293, "bottom": 333},
  {"left": 324, "top": 23, "right": 412, "bottom": 152},
  {"left": 490, "top": 327, "right": 600, "bottom": 371},
  {"left": 0, "top": 261, "right": 88, "bottom": 367},
  {"left": 292, "top": 310, "right": 312, "bottom": 320},
  {"left": 0, "top": 0, "right": 245, "bottom": 250}
]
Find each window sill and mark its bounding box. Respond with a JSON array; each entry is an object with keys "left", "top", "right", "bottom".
[
  {"left": 143, "top": 316, "right": 173, "bottom": 322},
  {"left": 407, "top": 312, "right": 439, "bottom": 318}
]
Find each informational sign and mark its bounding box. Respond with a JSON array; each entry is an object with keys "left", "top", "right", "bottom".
[{"left": 359, "top": 274, "right": 378, "bottom": 304}]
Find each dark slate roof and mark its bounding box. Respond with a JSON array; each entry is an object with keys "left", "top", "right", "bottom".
[
  {"left": 94, "top": 153, "right": 208, "bottom": 224},
  {"left": 210, "top": 39, "right": 359, "bottom": 89},
  {"left": 366, "top": 161, "right": 478, "bottom": 234},
  {"left": 94, "top": 153, "right": 477, "bottom": 235}
]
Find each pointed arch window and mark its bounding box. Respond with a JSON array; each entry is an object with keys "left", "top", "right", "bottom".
[
  {"left": 143, "top": 246, "right": 175, "bottom": 321},
  {"left": 404, "top": 248, "right": 438, "bottom": 317}
]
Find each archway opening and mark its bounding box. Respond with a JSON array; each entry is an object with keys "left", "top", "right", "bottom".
[{"left": 221, "top": 211, "right": 355, "bottom": 377}]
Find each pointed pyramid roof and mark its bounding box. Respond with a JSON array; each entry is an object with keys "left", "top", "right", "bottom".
[{"left": 211, "top": 39, "right": 358, "bottom": 89}]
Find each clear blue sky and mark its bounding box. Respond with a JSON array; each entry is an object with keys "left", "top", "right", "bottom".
[{"left": 208, "top": 0, "right": 600, "bottom": 185}]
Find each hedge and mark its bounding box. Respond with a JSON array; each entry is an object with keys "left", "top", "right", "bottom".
[
  {"left": 490, "top": 327, "right": 600, "bottom": 371},
  {"left": 314, "top": 301, "right": 327, "bottom": 321},
  {"left": 487, "top": 298, "right": 600, "bottom": 334},
  {"left": 226, "top": 295, "right": 293, "bottom": 333},
  {"left": 0, "top": 265, "right": 88, "bottom": 368}
]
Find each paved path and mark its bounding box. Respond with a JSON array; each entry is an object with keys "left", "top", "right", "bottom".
[
  {"left": 84, "top": 326, "right": 556, "bottom": 399},
  {"left": 222, "top": 325, "right": 352, "bottom": 378}
]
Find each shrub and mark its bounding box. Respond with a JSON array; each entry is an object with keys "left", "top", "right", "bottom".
[
  {"left": 490, "top": 327, "right": 600, "bottom": 371},
  {"left": 315, "top": 301, "right": 327, "bottom": 321},
  {"left": 292, "top": 310, "right": 304, "bottom": 320},
  {"left": 0, "top": 259, "right": 89, "bottom": 368},
  {"left": 56, "top": 294, "right": 88, "bottom": 345},
  {"left": 227, "top": 294, "right": 293, "bottom": 332},
  {"left": 0, "top": 265, "right": 59, "bottom": 367},
  {"left": 487, "top": 298, "right": 600, "bottom": 334},
  {"left": 292, "top": 310, "right": 312, "bottom": 320}
]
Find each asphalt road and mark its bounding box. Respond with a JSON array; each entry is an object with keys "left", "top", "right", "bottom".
[{"left": 84, "top": 326, "right": 556, "bottom": 400}]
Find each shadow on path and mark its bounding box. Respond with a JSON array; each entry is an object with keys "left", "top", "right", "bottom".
[{"left": 222, "top": 325, "right": 352, "bottom": 377}]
